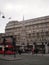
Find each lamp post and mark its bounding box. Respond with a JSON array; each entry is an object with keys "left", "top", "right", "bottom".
[
  {"left": 0, "top": 11, "right": 12, "bottom": 56},
  {"left": 0, "top": 11, "right": 6, "bottom": 56},
  {"left": 3, "top": 38, "right": 6, "bottom": 56},
  {"left": 12, "top": 36, "right": 16, "bottom": 57},
  {"left": 12, "top": 21, "right": 16, "bottom": 57}
]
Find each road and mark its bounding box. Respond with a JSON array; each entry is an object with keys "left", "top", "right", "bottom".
[{"left": 0, "top": 54, "right": 49, "bottom": 65}]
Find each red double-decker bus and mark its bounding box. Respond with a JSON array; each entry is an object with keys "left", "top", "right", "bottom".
[{"left": 0, "top": 36, "right": 16, "bottom": 55}]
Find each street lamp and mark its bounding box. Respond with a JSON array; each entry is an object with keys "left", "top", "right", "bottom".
[
  {"left": 0, "top": 11, "right": 12, "bottom": 56},
  {"left": 0, "top": 11, "right": 11, "bottom": 19},
  {"left": 12, "top": 21, "right": 17, "bottom": 57},
  {"left": 2, "top": 15, "right": 5, "bottom": 18},
  {"left": 0, "top": 11, "right": 5, "bottom": 18}
]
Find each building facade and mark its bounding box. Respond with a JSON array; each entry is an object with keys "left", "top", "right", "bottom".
[{"left": 5, "top": 16, "right": 49, "bottom": 53}]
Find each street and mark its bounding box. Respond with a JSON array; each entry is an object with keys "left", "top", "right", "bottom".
[{"left": 0, "top": 54, "right": 49, "bottom": 65}]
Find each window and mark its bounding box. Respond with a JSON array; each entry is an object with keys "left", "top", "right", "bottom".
[
  {"left": 37, "top": 32, "right": 39, "bottom": 37},
  {"left": 28, "top": 34, "right": 31, "bottom": 38},
  {"left": 45, "top": 31, "right": 49, "bottom": 36}
]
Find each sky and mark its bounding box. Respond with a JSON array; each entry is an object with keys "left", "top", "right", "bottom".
[{"left": 0, "top": 0, "right": 49, "bottom": 33}]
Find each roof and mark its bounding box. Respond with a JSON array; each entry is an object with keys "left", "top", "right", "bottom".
[{"left": 20, "top": 15, "right": 49, "bottom": 23}]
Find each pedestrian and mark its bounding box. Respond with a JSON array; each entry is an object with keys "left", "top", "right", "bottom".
[
  {"left": 18, "top": 48, "right": 22, "bottom": 55},
  {"left": 35, "top": 48, "right": 38, "bottom": 54},
  {"left": 31, "top": 48, "right": 34, "bottom": 54}
]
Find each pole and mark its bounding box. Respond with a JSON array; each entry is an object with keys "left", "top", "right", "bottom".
[
  {"left": 3, "top": 38, "right": 6, "bottom": 56},
  {"left": 13, "top": 21, "right": 16, "bottom": 58},
  {"left": 12, "top": 36, "right": 16, "bottom": 57}
]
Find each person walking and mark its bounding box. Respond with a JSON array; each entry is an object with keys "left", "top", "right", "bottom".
[
  {"left": 18, "top": 48, "right": 22, "bottom": 55},
  {"left": 31, "top": 48, "right": 34, "bottom": 54}
]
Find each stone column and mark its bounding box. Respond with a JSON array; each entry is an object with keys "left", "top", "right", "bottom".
[{"left": 45, "top": 42, "right": 48, "bottom": 54}]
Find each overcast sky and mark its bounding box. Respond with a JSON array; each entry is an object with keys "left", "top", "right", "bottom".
[{"left": 0, "top": 0, "right": 49, "bottom": 33}]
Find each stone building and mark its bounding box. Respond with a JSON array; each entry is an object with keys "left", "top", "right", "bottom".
[{"left": 5, "top": 16, "right": 49, "bottom": 53}]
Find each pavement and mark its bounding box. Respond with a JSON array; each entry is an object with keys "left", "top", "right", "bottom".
[
  {"left": 0, "top": 53, "right": 49, "bottom": 61},
  {"left": 0, "top": 54, "right": 22, "bottom": 61},
  {"left": 0, "top": 54, "right": 49, "bottom": 65}
]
